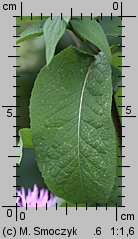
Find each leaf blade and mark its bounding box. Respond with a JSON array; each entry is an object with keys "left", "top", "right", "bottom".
[
  {"left": 30, "top": 47, "right": 116, "bottom": 203},
  {"left": 43, "top": 16, "right": 67, "bottom": 65},
  {"left": 99, "top": 16, "right": 122, "bottom": 46},
  {"left": 16, "top": 128, "right": 33, "bottom": 164},
  {"left": 19, "top": 128, "right": 33, "bottom": 148},
  {"left": 63, "top": 16, "right": 71, "bottom": 24},
  {"left": 16, "top": 20, "right": 46, "bottom": 44},
  {"left": 70, "top": 17, "right": 111, "bottom": 62}
]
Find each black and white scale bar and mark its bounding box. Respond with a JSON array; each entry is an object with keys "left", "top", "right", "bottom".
[
  {"left": 118, "top": 45, "right": 125, "bottom": 48},
  {"left": 120, "top": 1, "right": 123, "bottom": 20},
  {"left": 13, "top": 86, "right": 21, "bottom": 88},
  {"left": 116, "top": 204, "right": 118, "bottom": 221},
  {"left": 21, "top": 1, "right": 23, "bottom": 20},
  {"left": 118, "top": 35, "right": 125, "bottom": 38},
  {"left": 118, "top": 15, "right": 136, "bottom": 18},
  {"left": 13, "top": 25, "right": 20, "bottom": 28},
  {"left": 13, "top": 115, "right": 21, "bottom": 118},
  {"left": 13, "top": 46, "right": 20, "bottom": 48},
  {"left": 8, "top": 156, "right": 20, "bottom": 158},
  {"left": 118, "top": 65, "right": 130, "bottom": 68},
  {"left": 66, "top": 203, "right": 68, "bottom": 215},
  {"left": 118, "top": 85, "right": 125, "bottom": 88},
  {"left": 86, "top": 203, "right": 88, "bottom": 210},
  {"left": 118, "top": 165, "right": 130, "bottom": 168},
  {"left": 2, "top": 205, "right": 20, "bottom": 208},
  {"left": 118, "top": 115, "right": 136, "bottom": 118},
  {"left": 2, "top": 106, "right": 21, "bottom": 108},
  {"left": 8, "top": 55, "right": 20, "bottom": 58},
  {"left": 118, "top": 55, "right": 125, "bottom": 58},
  {"left": 118, "top": 105, "right": 125, "bottom": 108}
]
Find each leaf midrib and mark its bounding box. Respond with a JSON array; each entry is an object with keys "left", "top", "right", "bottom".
[{"left": 77, "top": 62, "right": 93, "bottom": 193}]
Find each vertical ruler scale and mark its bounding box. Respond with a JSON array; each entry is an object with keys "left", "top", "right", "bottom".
[
  {"left": 122, "top": 5, "right": 137, "bottom": 210},
  {"left": 0, "top": 0, "right": 137, "bottom": 238},
  {"left": 0, "top": 1, "right": 17, "bottom": 205}
]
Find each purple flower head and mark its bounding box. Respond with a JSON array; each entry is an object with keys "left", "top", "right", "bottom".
[{"left": 16, "top": 184, "right": 56, "bottom": 207}]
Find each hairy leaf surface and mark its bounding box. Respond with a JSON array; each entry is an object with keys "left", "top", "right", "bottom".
[
  {"left": 43, "top": 17, "right": 68, "bottom": 65},
  {"left": 30, "top": 47, "right": 116, "bottom": 203},
  {"left": 70, "top": 17, "right": 111, "bottom": 62}
]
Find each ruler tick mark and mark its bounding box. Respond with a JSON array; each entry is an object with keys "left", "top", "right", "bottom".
[{"left": 66, "top": 203, "right": 68, "bottom": 215}]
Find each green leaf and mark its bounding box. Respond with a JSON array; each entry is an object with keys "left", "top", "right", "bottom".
[
  {"left": 112, "top": 51, "right": 122, "bottom": 120},
  {"left": 106, "top": 177, "right": 122, "bottom": 206},
  {"left": 114, "top": 87, "right": 122, "bottom": 123},
  {"left": 112, "top": 66, "right": 121, "bottom": 92},
  {"left": 19, "top": 128, "right": 33, "bottom": 148},
  {"left": 30, "top": 47, "right": 116, "bottom": 203},
  {"left": 16, "top": 20, "right": 46, "bottom": 44},
  {"left": 70, "top": 17, "right": 111, "bottom": 62},
  {"left": 43, "top": 17, "right": 68, "bottom": 65},
  {"left": 16, "top": 135, "right": 23, "bottom": 165},
  {"left": 16, "top": 128, "right": 33, "bottom": 165},
  {"left": 112, "top": 51, "right": 122, "bottom": 69},
  {"left": 63, "top": 16, "right": 71, "bottom": 24},
  {"left": 99, "top": 16, "right": 122, "bottom": 46},
  {"left": 111, "top": 51, "right": 122, "bottom": 92}
]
